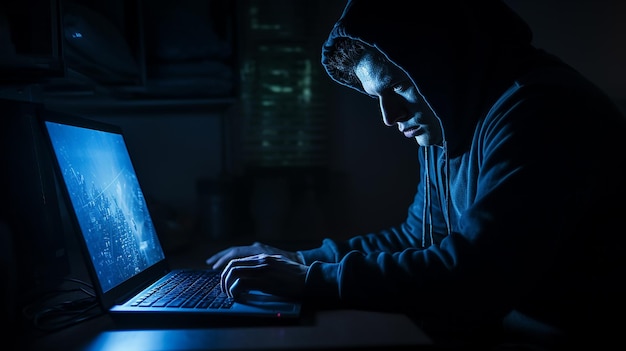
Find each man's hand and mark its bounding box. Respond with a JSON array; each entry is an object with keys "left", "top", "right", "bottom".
[
  {"left": 206, "top": 241, "right": 303, "bottom": 270},
  {"left": 220, "top": 253, "right": 308, "bottom": 299}
]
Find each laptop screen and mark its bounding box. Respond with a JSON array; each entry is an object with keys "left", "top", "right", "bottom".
[{"left": 44, "top": 119, "right": 165, "bottom": 293}]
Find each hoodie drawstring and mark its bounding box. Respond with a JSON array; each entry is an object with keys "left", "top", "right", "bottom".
[
  {"left": 442, "top": 141, "right": 452, "bottom": 237},
  {"left": 422, "top": 147, "right": 434, "bottom": 247},
  {"left": 422, "top": 143, "right": 452, "bottom": 248}
]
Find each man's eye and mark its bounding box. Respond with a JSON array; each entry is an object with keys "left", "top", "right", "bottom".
[{"left": 392, "top": 83, "right": 407, "bottom": 93}]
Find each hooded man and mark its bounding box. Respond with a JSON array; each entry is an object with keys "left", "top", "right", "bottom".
[{"left": 207, "top": 1, "right": 626, "bottom": 349}]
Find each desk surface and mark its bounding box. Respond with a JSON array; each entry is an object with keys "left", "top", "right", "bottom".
[
  {"left": 21, "top": 236, "right": 434, "bottom": 350},
  {"left": 26, "top": 309, "right": 432, "bottom": 351}
]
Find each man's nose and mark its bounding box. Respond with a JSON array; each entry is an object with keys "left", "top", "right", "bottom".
[{"left": 380, "top": 97, "right": 406, "bottom": 126}]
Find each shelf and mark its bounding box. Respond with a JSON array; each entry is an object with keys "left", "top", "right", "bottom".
[
  {"left": 43, "top": 93, "right": 237, "bottom": 115},
  {"left": 1, "top": 0, "right": 240, "bottom": 110}
]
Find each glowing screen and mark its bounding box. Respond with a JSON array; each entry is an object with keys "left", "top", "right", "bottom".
[{"left": 45, "top": 121, "right": 165, "bottom": 293}]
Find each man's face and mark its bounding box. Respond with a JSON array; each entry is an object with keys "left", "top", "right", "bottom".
[{"left": 355, "top": 53, "right": 443, "bottom": 147}]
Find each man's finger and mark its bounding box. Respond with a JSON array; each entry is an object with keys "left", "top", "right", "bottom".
[
  {"left": 223, "top": 277, "right": 240, "bottom": 298},
  {"left": 222, "top": 265, "right": 264, "bottom": 297}
]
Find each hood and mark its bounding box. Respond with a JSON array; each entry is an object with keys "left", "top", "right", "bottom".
[{"left": 321, "top": 0, "right": 539, "bottom": 154}]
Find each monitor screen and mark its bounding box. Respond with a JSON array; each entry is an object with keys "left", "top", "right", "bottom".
[{"left": 43, "top": 116, "right": 165, "bottom": 293}]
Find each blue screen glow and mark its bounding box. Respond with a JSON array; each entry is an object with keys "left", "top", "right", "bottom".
[{"left": 45, "top": 121, "right": 165, "bottom": 293}]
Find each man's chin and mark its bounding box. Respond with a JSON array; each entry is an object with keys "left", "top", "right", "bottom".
[{"left": 414, "top": 136, "right": 429, "bottom": 147}]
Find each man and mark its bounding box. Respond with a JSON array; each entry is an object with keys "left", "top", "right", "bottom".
[{"left": 207, "top": 0, "right": 626, "bottom": 348}]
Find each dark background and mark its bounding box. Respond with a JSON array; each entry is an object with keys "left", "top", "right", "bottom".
[{"left": 1, "top": 0, "right": 625, "bottom": 250}]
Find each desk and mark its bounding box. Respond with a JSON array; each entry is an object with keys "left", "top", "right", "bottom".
[
  {"left": 26, "top": 309, "right": 432, "bottom": 351},
  {"left": 21, "top": 237, "right": 434, "bottom": 350}
]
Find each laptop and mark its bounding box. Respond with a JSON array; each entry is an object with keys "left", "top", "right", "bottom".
[{"left": 40, "top": 111, "right": 302, "bottom": 328}]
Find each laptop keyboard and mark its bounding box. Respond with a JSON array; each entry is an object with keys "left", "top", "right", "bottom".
[{"left": 131, "top": 270, "right": 234, "bottom": 309}]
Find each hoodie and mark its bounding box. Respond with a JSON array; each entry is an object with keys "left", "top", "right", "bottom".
[{"left": 298, "top": 0, "right": 626, "bottom": 348}]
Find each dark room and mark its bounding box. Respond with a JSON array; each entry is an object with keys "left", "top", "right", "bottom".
[{"left": 2, "top": 1, "right": 625, "bottom": 350}]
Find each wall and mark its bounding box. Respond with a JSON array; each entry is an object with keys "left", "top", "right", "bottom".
[{"left": 505, "top": 0, "right": 626, "bottom": 105}]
